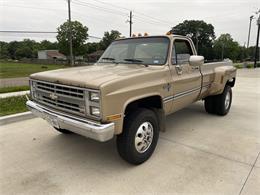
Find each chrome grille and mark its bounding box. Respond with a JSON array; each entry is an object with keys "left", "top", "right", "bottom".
[
  {"left": 32, "top": 80, "right": 86, "bottom": 116},
  {"left": 36, "top": 82, "right": 84, "bottom": 99}
]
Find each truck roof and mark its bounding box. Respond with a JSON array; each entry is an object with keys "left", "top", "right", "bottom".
[{"left": 117, "top": 34, "right": 190, "bottom": 41}]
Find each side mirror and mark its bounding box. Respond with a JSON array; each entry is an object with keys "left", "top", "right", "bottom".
[{"left": 189, "top": 55, "right": 204, "bottom": 67}]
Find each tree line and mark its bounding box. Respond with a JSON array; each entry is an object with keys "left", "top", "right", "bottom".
[
  {"left": 0, "top": 20, "right": 257, "bottom": 62},
  {"left": 170, "top": 20, "right": 256, "bottom": 62},
  {"left": 0, "top": 20, "right": 121, "bottom": 61}
]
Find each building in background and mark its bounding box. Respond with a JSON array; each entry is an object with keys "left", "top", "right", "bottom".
[{"left": 38, "top": 50, "right": 66, "bottom": 60}]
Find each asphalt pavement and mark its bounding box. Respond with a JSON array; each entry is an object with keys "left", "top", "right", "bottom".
[{"left": 0, "top": 69, "right": 259, "bottom": 195}]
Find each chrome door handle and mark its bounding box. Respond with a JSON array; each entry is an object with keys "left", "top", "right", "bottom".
[
  {"left": 175, "top": 65, "right": 183, "bottom": 75},
  {"left": 192, "top": 66, "right": 199, "bottom": 70}
]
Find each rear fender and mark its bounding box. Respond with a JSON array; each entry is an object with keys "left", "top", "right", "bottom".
[{"left": 209, "top": 66, "right": 237, "bottom": 96}]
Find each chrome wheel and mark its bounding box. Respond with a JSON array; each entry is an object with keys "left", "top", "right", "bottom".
[
  {"left": 225, "top": 90, "right": 231, "bottom": 110},
  {"left": 135, "top": 122, "right": 154, "bottom": 153}
]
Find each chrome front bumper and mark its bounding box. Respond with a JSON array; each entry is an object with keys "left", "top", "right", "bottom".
[{"left": 26, "top": 100, "right": 114, "bottom": 142}]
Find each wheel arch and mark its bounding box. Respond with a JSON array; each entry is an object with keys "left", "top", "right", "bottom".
[
  {"left": 122, "top": 94, "right": 165, "bottom": 133},
  {"left": 226, "top": 78, "right": 236, "bottom": 87}
]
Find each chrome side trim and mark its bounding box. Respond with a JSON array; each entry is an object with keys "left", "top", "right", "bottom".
[
  {"left": 26, "top": 100, "right": 114, "bottom": 142},
  {"left": 163, "top": 84, "right": 211, "bottom": 103},
  {"left": 173, "top": 86, "right": 201, "bottom": 100}
]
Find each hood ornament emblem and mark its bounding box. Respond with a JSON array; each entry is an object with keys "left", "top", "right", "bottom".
[{"left": 50, "top": 93, "right": 58, "bottom": 100}]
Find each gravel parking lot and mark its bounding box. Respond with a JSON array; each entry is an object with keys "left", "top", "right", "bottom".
[{"left": 0, "top": 69, "right": 259, "bottom": 195}]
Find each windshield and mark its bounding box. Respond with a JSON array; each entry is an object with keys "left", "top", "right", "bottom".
[{"left": 97, "top": 37, "right": 169, "bottom": 65}]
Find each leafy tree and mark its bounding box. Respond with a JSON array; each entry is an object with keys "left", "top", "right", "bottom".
[
  {"left": 85, "top": 42, "right": 101, "bottom": 54},
  {"left": 39, "top": 40, "right": 58, "bottom": 50},
  {"left": 99, "top": 30, "right": 121, "bottom": 50},
  {"left": 2, "top": 39, "right": 57, "bottom": 59},
  {"left": 0, "top": 42, "right": 10, "bottom": 59},
  {"left": 213, "top": 34, "right": 240, "bottom": 61},
  {"left": 15, "top": 46, "right": 33, "bottom": 59},
  {"left": 57, "top": 20, "right": 88, "bottom": 57},
  {"left": 170, "top": 20, "right": 215, "bottom": 60},
  {"left": 7, "top": 41, "right": 20, "bottom": 59},
  {"left": 19, "top": 39, "right": 39, "bottom": 58}
]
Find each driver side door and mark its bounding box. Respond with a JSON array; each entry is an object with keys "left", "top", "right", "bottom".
[{"left": 169, "top": 38, "right": 202, "bottom": 112}]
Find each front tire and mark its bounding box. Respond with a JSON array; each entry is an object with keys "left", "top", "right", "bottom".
[{"left": 116, "top": 108, "right": 159, "bottom": 165}]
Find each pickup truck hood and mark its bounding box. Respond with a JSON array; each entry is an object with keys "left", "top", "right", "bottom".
[{"left": 30, "top": 64, "right": 162, "bottom": 89}]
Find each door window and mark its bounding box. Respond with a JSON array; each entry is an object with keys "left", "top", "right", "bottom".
[{"left": 172, "top": 40, "right": 193, "bottom": 65}]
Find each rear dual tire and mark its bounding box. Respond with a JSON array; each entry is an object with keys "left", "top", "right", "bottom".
[{"left": 204, "top": 85, "right": 232, "bottom": 116}]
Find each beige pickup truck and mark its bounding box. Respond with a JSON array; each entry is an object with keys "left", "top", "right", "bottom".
[{"left": 26, "top": 34, "right": 236, "bottom": 164}]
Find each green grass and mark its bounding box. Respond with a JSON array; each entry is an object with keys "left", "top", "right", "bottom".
[
  {"left": 234, "top": 64, "right": 243, "bottom": 69},
  {"left": 0, "top": 62, "right": 68, "bottom": 78},
  {"left": 234, "top": 63, "right": 254, "bottom": 69},
  {"left": 0, "top": 86, "right": 30, "bottom": 94},
  {"left": 0, "top": 95, "right": 28, "bottom": 116},
  {"left": 246, "top": 63, "right": 254, "bottom": 68}
]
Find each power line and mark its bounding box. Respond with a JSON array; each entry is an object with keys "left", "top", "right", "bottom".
[
  {"left": 2, "top": 0, "right": 173, "bottom": 39},
  {"left": 1, "top": 4, "right": 66, "bottom": 12},
  {"left": 134, "top": 11, "right": 172, "bottom": 26},
  {"left": 90, "top": 0, "right": 172, "bottom": 25},
  {"left": 91, "top": 0, "right": 172, "bottom": 25},
  {"left": 75, "top": 0, "right": 172, "bottom": 27},
  {"left": 0, "top": 30, "right": 57, "bottom": 34},
  {"left": 0, "top": 30, "right": 102, "bottom": 39},
  {"left": 72, "top": 1, "right": 171, "bottom": 35},
  {"left": 3, "top": 1, "right": 172, "bottom": 31},
  {"left": 134, "top": 16, "right": 170, "bottom": 27},
  {"left": 72, "top": 0, "right": 128, "bottom": 17},
  {"left": 90, "top": 0, "right": 130, "bottom": 11}
]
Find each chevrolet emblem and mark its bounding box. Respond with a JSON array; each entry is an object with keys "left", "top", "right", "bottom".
[{"left": 49, "top": 93, "right": 58, "bottom": 100}]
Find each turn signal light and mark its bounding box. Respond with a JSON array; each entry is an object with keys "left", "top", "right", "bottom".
[{"left": 107, "top": 114, "right": 122, "bottom": 121}]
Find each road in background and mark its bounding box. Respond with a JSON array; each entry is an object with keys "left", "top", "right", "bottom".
[{"left": 0, "top": 77, "right": 29, "bottom": 87}]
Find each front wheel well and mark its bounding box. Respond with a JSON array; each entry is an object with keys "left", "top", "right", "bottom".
[
  {"left": 123, "top": 96, "right": 165, "bottom": 132},
  {"left": 124, "top": 96, "right": 163, "bottom": 116}
]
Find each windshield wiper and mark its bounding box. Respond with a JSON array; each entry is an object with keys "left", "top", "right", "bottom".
[
  {"left": 123, "top": 58, "right": 148, "bottom": 67},
  {"left": 124, "top": 58, "right": 143, "bottom": 63}
]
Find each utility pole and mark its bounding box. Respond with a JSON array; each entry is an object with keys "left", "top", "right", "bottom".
[
  {"left": 195, "top": 31, "right": 199, "bottom": 53},
  {"left": 254, "top": 14, "right": 260, "bottom": 68},
  {"left": 247, "top": 16, "right": 254, "bottom": 48},
  {"left": 67, "top": 0, "right": 74, "bottom": 66},
  {"left": 221, "top": 43, "right": 225, "bottom": 61},
  {"left": 129, "top": 11, "right": 133, "bottom": 37}
]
